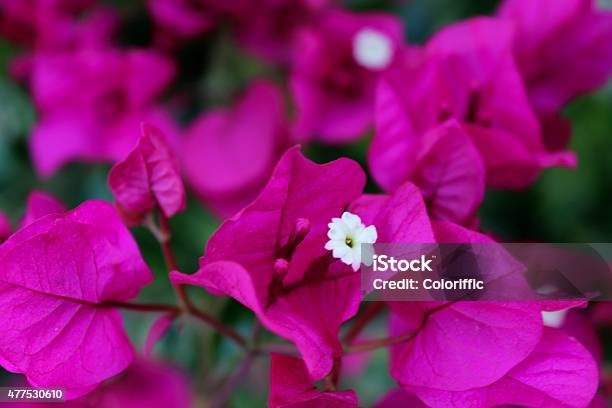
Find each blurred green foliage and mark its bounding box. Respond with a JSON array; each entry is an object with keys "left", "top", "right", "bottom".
[{"left": 0, "top": 0, "right": 611, "bottom": 406}]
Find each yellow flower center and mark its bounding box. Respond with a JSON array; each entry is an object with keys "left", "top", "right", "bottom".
[{"left": 345, "top": 236, "right": 354, "bottom": 248}]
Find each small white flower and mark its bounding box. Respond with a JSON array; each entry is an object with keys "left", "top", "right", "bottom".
[
  {"left": 352, "top": 27, "right": 394, "bottom": 70},
  {"left": 325, "top": 212, "right": 377, "bottom": 271}
]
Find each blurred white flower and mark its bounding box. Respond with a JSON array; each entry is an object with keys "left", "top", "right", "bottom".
[{"left": 353, "top": 27, "right": 394, "bottom": 70}]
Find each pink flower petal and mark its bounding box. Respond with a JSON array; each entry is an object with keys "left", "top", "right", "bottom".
[
  {"left": 147, "top": 0, "right": 216, "bottom": 41},
  {"left": 375, "top": 389, "right": 427, "bottom": 408},
  {"left": 181, "top": 80, "right": 288, "bottom": 218},
  {"left": 145, "top": 314, "right": 175, "bottom": 357},
  {"left": 370, "top": 17, "right": 573, "bottom": 195},
  {"left": 0, "top": 201, "right": 152, "bottom": 398},
  {"left": 0, "top": 211, "right": 12, "bottom": 242},
  {"left": 202, "top": 145, "right": 364, "bottom": 292},
  {"left": 499, "top": 0, "right": 612, "bottom": 112},
  {"left": 412, "top": 121, "right": 485, "bottom": 223},
  {"left": 389, "top": 301, "right": 543, "bottom": 391},
  {"left": 29, "top": 47, "right": 176, "bottom": 177},
  {"left": 108, "top": 123, "right": 186, "bottom": 224},
  {"left": 290, "top": 9, "right": 404, "bottom": 142},
  {"left": 172, "top": 147, "right": 365, "bottom": 379},
  {"left": 233, "top": 0, "right": 330, "bottom": 65},
  {"left": 27, "top": 358, "right": 193, "bottom": 408},
  {"left": 561, "top": 309, "right": 602, "bottom": 364},
  {"left": 369, "top": 75, "right": 420, "bottom": 192},
  {"left": 20, "top": 190, "right": 66, "bottom": 229},
  {"left": 350, "top": 182, "right": 435, "bottom": 243},
  {"left": 171, "top": 260, "right": 361, "bottom": 381},
  {"left": 269, "top": 353, "right": 358, "bottom": 407},
  {"left": 467, "top": 124, "right": 576, "bottom": 189},
  {"left": 405, "top": 328, "right": 598, "bottom": 408}
]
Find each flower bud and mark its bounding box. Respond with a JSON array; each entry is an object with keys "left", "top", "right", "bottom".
[{"left": 279, "top": 218, "right": 311, "bottom": 260}]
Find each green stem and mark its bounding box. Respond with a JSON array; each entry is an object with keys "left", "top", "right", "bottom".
[
  {"left": 147, "top": 210, "right": 248, "bottom": 349},
  {"left": 342, "top": 302, "right": 385, "bottom": 344}
]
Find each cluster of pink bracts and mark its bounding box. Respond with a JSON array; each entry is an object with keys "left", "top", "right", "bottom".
[{"left": 0, "top": 0, "right": 612, "bottom": 406}]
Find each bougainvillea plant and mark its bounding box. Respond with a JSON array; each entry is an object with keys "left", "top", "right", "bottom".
[{"left": 0, "top": 0, "right": 611, "bottom": 407}]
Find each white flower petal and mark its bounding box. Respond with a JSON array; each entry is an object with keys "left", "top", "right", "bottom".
[
  {"left": 333, "top": 246, "right": 350, "bottom": 259},
  {"left": 327, "top": 229, "right": 345, "bottom": 240},
  {"left": 361, "top": 225, "right": 378, "bottom": 243},
  {"left": 341, "top": 212, "right": 361, "bottom": 229},
  {"left": 324, "top": 240, "right": 336, "bottom": 250},
  {"left": 325, "top": 211, "right": 377, "bottom": 270},
  {"left": 341, "top": 252, "right": 355, "bottom": 265}
]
